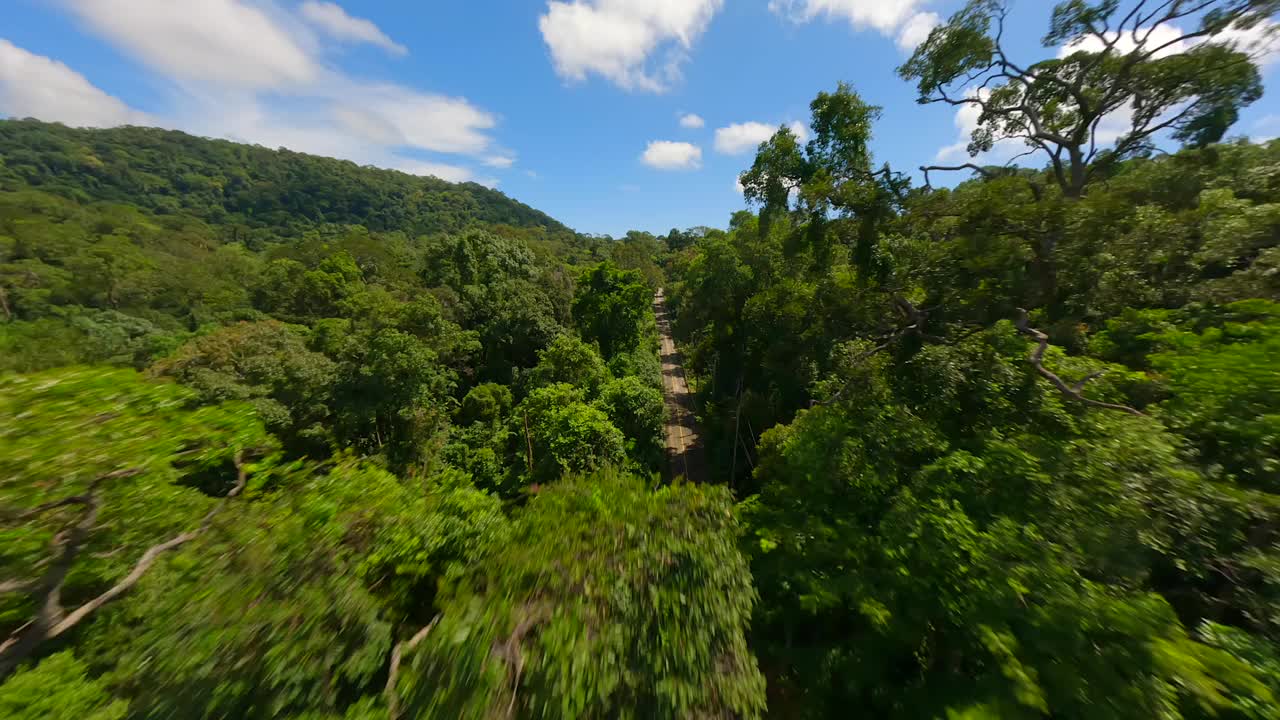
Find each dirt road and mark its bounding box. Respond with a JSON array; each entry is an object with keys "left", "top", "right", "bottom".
[{"left": 653, "top": 289, "right": 707, "bottom": 483}]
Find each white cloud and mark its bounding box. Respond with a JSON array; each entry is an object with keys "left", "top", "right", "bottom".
[
  {"left": 0, "top": 39, "right": 152, "bottom": 127},
  {"left": 1217, "top": 21, "right": 1280, "bottom": 66},
  {"left": 353, "top": 85, "right": 496, "bottom": 154},
  {"left": 65, "top": 0, "right": 318, "bottom": 90},
  {"left": 1059, "top": 24, "right": 1191, "bottom": 59},
  {"left": 483, "top": 155, "right": 516, "bottom": 168},
  {"left": 715, "top": 122, "right": 773, "bottom": 154},
  {"left": 932, "top": 141, "right": 968, "bottom": 163},
  {"left": 896, "top": 11, "right": 939, "bottom": 50},
  {"left": 714, "top": 120, "right": 807, "bottom": 155},
  {"left": 1060, "top": 20, "right": 1279, "bottom": 66},
  {"left": 641, "top": 140, "right": 702, "bottom": 170},
  {"left": 769, "top": 0, "right": 938, "bottom": 50},
  {"left": 539, "top": 0, "right": 723, "bottom": 92},
  {"left": 47, "top": 0, "right": 505, "bottom": 185},
  {"left": 299, "top": 1, "right": 407, "bottom": 56},
  {"left": 392, "top": 159, "right": 477, "bottom": 183},
  {"left": 679, "top": 112, "right": 705, "bottom": 128}
]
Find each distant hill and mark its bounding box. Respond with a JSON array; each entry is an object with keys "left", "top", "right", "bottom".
[{"left": 0, "top": 119, "right": 570, "bottom": 237}]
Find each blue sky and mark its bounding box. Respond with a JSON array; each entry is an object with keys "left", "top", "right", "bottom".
[{"left": 2, "top": 1, "right": 1278, "bottom": 237}]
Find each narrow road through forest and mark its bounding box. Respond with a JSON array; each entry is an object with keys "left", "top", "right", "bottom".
[{"left": 654, "top": 289, "right": 707, "bottom": 483}]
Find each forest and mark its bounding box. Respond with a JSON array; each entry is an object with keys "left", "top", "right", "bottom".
[{"left": 2, "top": 0, "right": 1280, "bottom": 718}]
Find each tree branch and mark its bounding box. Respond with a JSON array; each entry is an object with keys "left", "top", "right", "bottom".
[
  {"left": 0, "top": 579, "right": 36, "bottom": 595},
  {"left": 495, "top": 610, "right": 548, "bottom": 719},
  {"left": 921, "top": 163, "right": 997, "bottom": 188},
  {"left": 1014, "top": 309, "right": 1144, "bottom": 416},
  {"left": 0, "top": 453, "right": 250, "bottom": 681},
  {"left": 386, "top": 614, "right": 441, "bottom": 720},
  {"left": 817, "top": 296, "right": 946, "bottom": 407},
  {"left": 1070, "top": 370, "right": 1108, "bottom": 394},
  {"left": 1, "top": 468, "right": 142, "bottom": 525},
  {"left": 814, "top": 339, "right": 896, "bottom": 407}
]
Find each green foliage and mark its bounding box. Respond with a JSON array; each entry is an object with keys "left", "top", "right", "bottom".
[
  {"left": 457, "top": 382, "right": 513, "bottom": 426},
  {"left": 671, "top": 68, "right": 1280, "bottom": 718},
  {"left": 8, "top": 31, "right": 1280, "bottom": 717},
  {"left": 151, "top": 320, "right": 337, "bottom": 451},
  {"left": 516, "top": 384, "right": 626, "bottom": 486},
  {"left": 0, "top": 368, "right": 275, "bottom": 622},
  {"left": 0, "top": 652, "right": 126, "bottom": 720},
  {"left": 329, "top": 327, "right": 454, "bottom": 465},
  {"left": 0, "top": 120, "right": 675, "bottom": 716},
  {"left": 743, "top": 327, "right": 1274, "bottom": 717},
  {"left": 572, "top": 262, "right": 650, "bottom": 359},
  {"left": 401, "top": 470, "right": 766, "bottom": 719},
  {"left": 462, "top": 277, "right": 565, "bottom": 383},
  {"left": 608, "top": 230, "right": 666, "bottom": 289},
  {"left": 0, "top": 308, "right": 181, "bottom": 373},
  {"left": 1146, "top": 301, "right": 1280, "bottom": 492},
  {"left": 524, "top": 332, "right": 611, "bottom": 397},
  {"left": 738, "top": 83, "right": 904, "bottom": 276},
  {"left": 598, "top": 375, "right": 666, "bottom": 471},
  {"left": 1200, "top": 623, "right": 1280, "bottom": 719},
  {"left": 88, "top": 461, "right": 507, "bottom": 719}
]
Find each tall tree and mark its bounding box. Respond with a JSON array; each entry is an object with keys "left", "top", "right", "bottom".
[
  {"left": 901, "top": 0, "right": 1276, "bottom": 196},
  {"left": 572, "top": 262, "right": 650, "bottom": 359}
]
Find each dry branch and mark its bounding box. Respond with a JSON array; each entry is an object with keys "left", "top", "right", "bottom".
[
  {"left": 1015, "top": 309, "right": 1144, "bottom": 416},
  {"left": 1, "top": 468, "right": 141, "bottom": 525},
  {"left": 0, "top": 452, "right": 250, "bottom": 680},
  {"left": 920, "top": 163, "right": 997, "bottom": 188},
  {"left": 817, "top": 295, "right": 943, "bottom": 407},
  {"left": 386, "top": 614, "right": 441, "bottom": 719}
]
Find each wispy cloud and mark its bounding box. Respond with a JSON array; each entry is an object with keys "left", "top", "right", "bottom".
[
  {"left": 299, "top": 1, "right": 407, "bottom": 56},
  {"left": 1, "top": 0, "right": 510, "bottom": 185},
  {"left": 0, "top": 39, "right": 153, "bottom": 128},
  {"left": 768, "top": 0, "right": 938, "bottom": 50}
]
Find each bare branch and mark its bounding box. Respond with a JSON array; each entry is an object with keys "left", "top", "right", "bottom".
[
  {"left": 51, "top": 453, "right": 248, "bottom": 635},
  {"left": 1135, "top": 0, "right": 1177, "bottom": 36},
  {"left": 386, "top": 614, "right": 441, "bottom": 720},
  {"left": 0, "top": 579, "right": 36, "bottom": 595},
  {"left": 1070, "top": 370, "right": 1108, "bottom": 394},
  {"left": 494, "top": 610, "right": 548, "bottom": 719},
  {"left": 0, "top": 453, "right": 251, "bottom": 680},
  {"left": 921, "top": 163, "right": 997, "bottom": 188},
  {"left": 1, "top": 468, "right": 142, "bottom": 525},
  {"left": 1015, "top": 309, "right": 1144, "bottom": 416}
]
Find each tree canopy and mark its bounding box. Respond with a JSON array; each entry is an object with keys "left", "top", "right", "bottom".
[{"left": 4, "top": 1, "right": 1280, "bottom": 714}]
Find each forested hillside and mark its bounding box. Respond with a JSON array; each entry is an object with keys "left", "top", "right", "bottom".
[
  {"left": 0, "top": 121, "right": 569, "bottom": 236},
  {"left": 3, "top": 0, "right": 1280, "bottom": 718}
]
